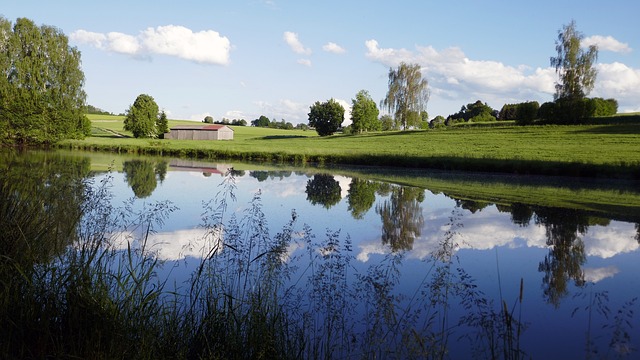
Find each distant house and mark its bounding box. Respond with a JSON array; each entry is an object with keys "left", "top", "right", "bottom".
[{"left": 165, "top": 124, "right": 234, "bottom": 140}]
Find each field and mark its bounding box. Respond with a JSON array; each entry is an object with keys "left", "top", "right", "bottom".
[{"left": 71, "top": 114, "right": 640, "bottom": 179}]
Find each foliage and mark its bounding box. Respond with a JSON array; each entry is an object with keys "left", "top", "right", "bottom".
[
  {"left": 203, "top": 116, "right": 214, "bottom": 124},
  {"left": 551, "top": 20, "right": 598, "bottom": 101},
  {"left": 501, "top": 101, "right": 540, "bottom": 125},
  {"left": 447, "top": 100, "right": 496, "bottom": 124},
  {"left": 587, "top": 97, "right": 618, "bottom": 117},
  {"left": 379, "top": 114, "right": 398, "bottom": 131},
  {"left": 251, "top": 115, "right": 271, "bottom": 127},
  {"left": 350, "top": 90, "right": 381, "bottom": 133},
  {"left": 124, "top": 94, "right": 160, "bottom": 138},
  {"left": 156, "top": 111, "right": 169, "bottom": 138},
  {"left": 308, "top": 98, "right": 345, "bottom": 136},
  {"left": 0, "top": 17, "right": 89, "bottom": 144},
  {"left": 429, "top": 115, "right": 446, "bottom": 129},
  {"left": 382, "top": 62, "right": 429, "bottom": 130}
]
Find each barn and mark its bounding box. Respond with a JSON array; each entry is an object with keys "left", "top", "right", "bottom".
[{"left": 165, "top": 124, "right": 234, "bottom": 140}]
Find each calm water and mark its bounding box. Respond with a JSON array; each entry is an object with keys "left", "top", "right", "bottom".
[{"left": 3, "top": 150, "right": 640, "bottom": 359}]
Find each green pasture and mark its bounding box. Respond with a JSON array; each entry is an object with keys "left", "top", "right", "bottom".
[{"left": 72, "top": 114, "right": 640, "bottom": 179}]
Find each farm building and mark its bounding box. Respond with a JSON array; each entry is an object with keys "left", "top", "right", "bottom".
[{"left": 165, "top": 124, "right": 234, "bottom": 140}]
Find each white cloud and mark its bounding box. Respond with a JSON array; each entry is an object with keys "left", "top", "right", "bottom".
[
  {"left": 365, "top": 39, "right": 555, "bottom": 105},
  {"left": 592, "top": 62, "right": 640, "bottom": 111},
  {"left": 283, "top": 31, "right": 312, "bottom": 55},
  {"left": 323, "top": 42, "right": 346, "bottom": 54},
  {"left": 71, "top": 25, "right": 231, "bottom": 65},
  {"left": 140, "top": 25, "right": 231, "bottom": 64},
  {"left": 70, "top": 29, "right": 106, "bottom": 47},
  {"left": 365, "top": 39, "right": 640, "bottom": 113},
  {"left": 583, "top": 35, "right": 632, "bottom": 53},
  {"left": 106, "top": 32, "right": 141, "bottom": 55},
  {"left": 297, "top": 58, "right": 312, "bottom": 67}
]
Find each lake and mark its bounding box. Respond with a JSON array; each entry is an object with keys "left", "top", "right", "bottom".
[{"left": 2, "top": 149, "right": 639, "bottom": 359}]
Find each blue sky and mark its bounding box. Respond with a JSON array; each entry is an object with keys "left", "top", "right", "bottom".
[{"left": 3, "top": 0, "right": 639, "bottom": 124}]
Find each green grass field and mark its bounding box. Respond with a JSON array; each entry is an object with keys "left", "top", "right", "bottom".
[{"left": 74, "top": 114, "right": 640, "bottom": 179}]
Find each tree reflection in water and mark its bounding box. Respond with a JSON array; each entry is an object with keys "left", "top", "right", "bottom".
[
  {"left": 305, "top": 174, "right": 342, "bottom": 209},
  {"left": 346, "top": 177, "right": 378, "bottom": 219},
  {"left": 122, "top": 159, "right": 168, "bottom": 198},
  {"left": 534, "top": 207, "right": 590, "bottom": 307},
  {"left": 376, "top": 186, "right": 425, "bottom": 252}
]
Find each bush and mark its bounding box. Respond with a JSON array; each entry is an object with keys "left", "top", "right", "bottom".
[
  {"left": 429, "top": 116, "right": 446, "bottom": 129},
  {"left": 469, "top": 113, "right": 496, "bottom": 123},
  {"left": 587, "top": 98, "right": 618, "bottom": 117}
]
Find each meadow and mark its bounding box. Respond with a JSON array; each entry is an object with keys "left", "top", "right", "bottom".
[{"left": 67, "top": 114, "right": 640, "bottom": 179}]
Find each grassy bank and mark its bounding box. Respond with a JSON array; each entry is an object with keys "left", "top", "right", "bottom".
[{"left": 64, "top": 114, "right": 640, "bottom": 179}]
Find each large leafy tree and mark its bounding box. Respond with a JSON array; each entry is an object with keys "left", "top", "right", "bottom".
[
  {"left": 308, "top": 98, "right": 344, "bottom": 136},
  {"left": 381, "top": 62, "right": 429, "bottom": 130},
  {"left": 0, "top": 17, "right": 89, "bottom": 144},
  {"left": 124, "top": 94, "right": 159, "bottom": 138},
  {"left": 350, "top": 90, "right": 380, "bottom": 133},
  {"left": 551, "top": 20, "right": 598, "bottom": 101}
]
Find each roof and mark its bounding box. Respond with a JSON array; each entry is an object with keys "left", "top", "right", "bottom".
[{"left": 169, "top": 125, "right": 234, "bottom": 131}]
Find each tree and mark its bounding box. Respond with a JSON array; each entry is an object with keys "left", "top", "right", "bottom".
[
  {"left": 308, "top": 98, "right": 344, "bottom": 136},
  {"left": 551, "top": 20, "right": 598, "bottom": 101},
  {"left": 350, "top": 90, "right": 380, "bottom": 133},
  {"left": 156, "top": 110, "right": 169, "bottom": 138},
  {"left": 251, "top": 115, "right": 270, "bottom": 127},
  {"left": 0, "top": 17, "right": 90, "bottom": 144},
  {"left": 381, "top": 62, "right": 429, "bottom": 130},
  {"left": 448, "top": 100, "right": 496, "bottom": 123},
  {"left": 203, "top": 116, "right": 214, "bottom": 123},
  {"left": 123, "top": 94, "right": 159, "bottom": 138},
  {"left": 379, "top": 114, "right": 397, "bottom": 131}
]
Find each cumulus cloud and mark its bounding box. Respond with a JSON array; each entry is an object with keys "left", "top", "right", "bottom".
[
  {"left": 283, "top": 31, "right": 312, "bottom": 55},
  {"left": 592, "top": 62, "right": 640, "bottom": 112},
  {"left": 365, "top": 39, "right": 556, "bottom": 104},
  {"left": 323, "top": 42, "right": 346, "bottom": 54},
  {"left": 365, "top": 39, "right": 640, "bottom": 113},
  {"left": 71, "top": 25, "right": 231, "bottom": 65},
  {"left": 583, "top": 35, "right": 632, "bottom": 53}
]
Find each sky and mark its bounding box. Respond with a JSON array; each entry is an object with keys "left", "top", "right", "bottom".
[{"left": 3, "top": 0, "right": 639, "bottom": 124}]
